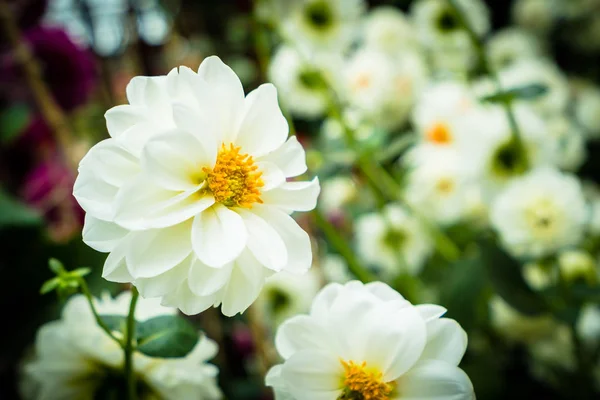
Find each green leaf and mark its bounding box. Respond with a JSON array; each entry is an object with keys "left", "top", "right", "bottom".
[
  {"left": 480, "top": 240, "right": 547, "bottom": 316},
  {"left": 40, "top": 277, "right": 61, "bottom": 295},
  {"left": 70, "top": 267, "right": 92, "bottom": 278},
  {"left": 48, "top": 258, "right": 66, "bottom": 275},
  {"left": 0, "top": 104, "right": 31, "bottom": 144},
  {"left": 136, "top": 315, "right": 199, "bottom": 358},
  {"left": 100, "top": 315, "right": 127, "bottom": 335},
  {"left": 0, "top": 187, "right": 41, "bottom": 228},
  {"left": 482, "top": 84, "right": 548, "bottom": 104}
]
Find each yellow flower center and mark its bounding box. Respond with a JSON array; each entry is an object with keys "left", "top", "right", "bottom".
[
  {"left": 426, "top": 122, "right": 452, "bottom": 144},
  {"left": 435, "top": 177, "right": 455, "bottom": 195},
  {"left": 338, "top": 360, "right": 394, "bottom": 400},
  {"left": 203, "top": 143, "right": 264, "bottom": 208}
]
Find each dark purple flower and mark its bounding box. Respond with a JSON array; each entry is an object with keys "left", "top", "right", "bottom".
[
  {"left": 21, "top": 157, "right": 83, "bottom": 242},
  {"left": 23, "top": 26, "right": 97, "bottom": 111}
]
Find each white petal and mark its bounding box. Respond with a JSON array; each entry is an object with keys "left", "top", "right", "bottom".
[
  {"left": 141, "top": 129, "right": 212, "bottom": 191},
  {"left": 416, "top": 305, "right": 448, "bottom": 322},
  {"left": 396, "top": 360, "right": 474, "bottom": 400},
  {"left": 135, "top": 256, "right": 190, "bottom": 298},
  {"left": 188, "top": 258, "right": 233, "bottom": 296},
  {"left": 126, "top": 76, "right": 149, "bottom": 105},
  {"left": 102, "top": 240, "right": 134, "bottom": 283},
  {"left": 261, "top": 179, "right": 320, "bottom": 213},
  {"left": 250, "top": 206, "right": 311, "bottom": 274},
  {"left": 236, "top": 84, "right": 288, "bottom": 157},
  {"left": 220, "top": 250, "right": 266, "bottom": 316},
  {"left": 162, "top": 279, "right": 218, "bottom": 316},
  {"left": 105, "top": 105, "right": 147, "bottom": 138},
  {"left": 259, "top": 136, "right": 307, "bottom": 178},
  {"left": 73, "top": 169, "right": 119, "bottom": 221},
  {"left": 82, "top": 215, "right": 129, "bottom": 253},
  {"left": 191, "top": 205, "right": 247, "bottom": 268},
  {"left": 309, "top": 283, "right": 343, "bottom": 321},
  {"left": 172, "top": 103, "right": 218, "bottom": 163},
  {"left": 197, "top": 56, "right": 245, "bottom": 143},
  {"left": 365, "top": 281, "right": 405, "bottom": 302},
  {"left": 238, "top": 209, "right": 288, "bottom": 271},
  {"left": 167, "top": 66, "right": 204, "bottom": 107},
  {"left": 126, "top": 221, "right": 192, "bottom": 278},
  {"left": 256, "top": 161, "right": 286, "bottom": 191},
  {"left": 420, "top": 319, "right": 468, "bottom": 365},
  {"left": 114, "top": 175, "right": 214, "bottom": 230},
  {"left": 116, "top": 121, "right": 170, "bottom": 157},
  {"left": 281, "top": 350, "right": 343, "bottom": 400},
  {"left": 360, "top": 305, "right": 427, "bottom": 382},
  {"left": 78, "top": 138, "right": 140, "bottom": 188},
  {"left": 275, "top": 315, "right": 330, "bottom": 359}
]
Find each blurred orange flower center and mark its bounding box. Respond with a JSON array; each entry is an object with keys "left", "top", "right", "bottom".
[
  {"left": 203, "top": 144, "right": 264, "bottom": 208},
  {"left": 426, "top": 122, "right": 452, "bottom": 144}
]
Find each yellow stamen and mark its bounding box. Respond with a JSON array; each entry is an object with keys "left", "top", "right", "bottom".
[
  {"left": 435, "top": 177, "right": 455, "bottom": 195},
  {"left": 338, "top": 360, "right": 394, "bottom": 400},
  {"left": 203, "top": 143, "right": 264, "bottom": 208},
  {"left": 426, "top": 122, "right": 452, "bottom": 144}
]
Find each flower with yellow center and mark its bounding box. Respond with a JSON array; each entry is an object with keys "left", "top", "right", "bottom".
[
  {"left": 339, "top": 360, "right": 394, "bottom": 400},
  {"left": 491, "top": 167, "right": 586, "bottom": 258},
  {"left": 73, "top": 56, "right": 320, "bottom": 316},
  {"left": 266, "top": 281, "right": 474, "bottom": 400}
]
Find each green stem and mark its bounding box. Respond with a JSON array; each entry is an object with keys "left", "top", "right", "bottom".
[
  {"left": 78, "top": 278, "right": 122, "bottom": 345},
  {"left": 446, "top": 0, "right": 525, "bottom": 146},
  {"left": 313, "top": 208, "right": 377, "bottom": 283},
  {"left": 124, "top": 287, "right": 140, "bottom": 400},
  {"left": 328, "top": 101, "right": 460, "bottom": 262}
]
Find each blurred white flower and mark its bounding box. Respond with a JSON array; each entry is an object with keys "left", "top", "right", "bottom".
[
  {"left": 320, "top": 253, "right": 354, "bottom": 283},
  {"left": 266, "top": 281, "right": 474, "bottom": 400},
  {"left": 574, "top": 82, "right": 600, "bottom": 140},
  {"left": 411, "top": 0, "right": 489, "bottom": 73},
  {"left": 268, "top": 46, "right": 337, "bottom": 119},
  {"left": 403, "top": 146, "right": 472, "bottom": 226},
  {"left": 412, "top": 81, "right": 483, "bottom": 148},
  {"left": 256, "top": 269, "right": 321, "bottom": 327},
  {"left": 487, "top": 28, "right": 544, "bottom": 69},
  {"left": 584, "top": 182, "right": 600, "bottom": 236},
  {"left": 344, "top": 48, "right": 428, "bottom": 130},
  {"left": 557, "top": 250, "right": 598, "bottom": 284},
  {"left": 355, "top": 203, "right": 433, "bottom": 277},
  {"left": 511, "top": 0, "right": 557, "bottom": 35},
  {"left": 318, "top": 176, "right": 357, "bottom": 214},
  {"left": 490, "top": 167, "right": 587, "bottom": 258},
  {"left": 498, "top": 59, "right": 570, "bottom": 116},
  {"left": 73, "top": 56, "right": 320, "bottom": 316},
  {"left": 363, "top": 6, "right": 419, "bottom": 55},
  {"left": 411, "top": 0, "right": 490, "bottom": 46},
  {"left": 471, "top": 106, "right": 552, "bottom": 196},
  {"left": 546, "top": 116, "right": 587, "bottom": 171},
  {"left": 522, "top": 262, "right": 554, "bottom": 290},
  {"left": 281, "top": 0, "right": 366, "bottom": 53},
  {"left": 577, "top": 304, "right": 600, "bottom": 346},
  {"left": 21, "top": 292, "right": 221, "bottom": 400}
]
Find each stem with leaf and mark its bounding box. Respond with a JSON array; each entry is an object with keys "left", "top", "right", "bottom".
[
  {"left": 124, "top": 287, "right": 140, "bottom": 400},
  {"left": 446, "top": 0, "right": 526, "bottom": 159},
  {"left": 78, "top": 278, "right": 122, "bottom": 345}
]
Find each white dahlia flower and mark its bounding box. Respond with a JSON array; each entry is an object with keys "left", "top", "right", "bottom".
[
  {"left": 363, "top": 6, "right": 419, "bottom": 55},
  {"left": 486, "top": 28, "right": 544, "bottom": 69},
  {"left": 403, "top": 146, "right": 473, "bottom": 226},
  {"left": 73, "top": 56, "right": 320, "bottom": 316},
  {"left": 344, "top": 48, "right": 428, "bottom": 131},
  {"left": 256, "top": 268, "right": 321, "bottom": 327},
  {"left": 21, "top": 291, "right": 221, "bottom": 400},
  {"left": 490, "top": 167, "right": 587, "bottom": 258},
  {"left": 355, "top": 203, "right": 433, "bottom": 277},
  {"left": 268, "top": 45, "right": 338, "bottom": 119},
  {"left": 281, "top": 0, "right": 366, "bottom": 53},
  {"left": 266, "top": 281, "right": 474, "bottom": 400}
]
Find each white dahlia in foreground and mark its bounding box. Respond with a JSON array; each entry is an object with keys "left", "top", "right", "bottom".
[
  {"left": 73, "top": 56, "right": 320, "bottom": 316},
  {"left": 20, "top": 292, "right": 221, "bottom": 400},
  {"left": 266, "top": 281, "right": 474, "bottom": 400}
]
